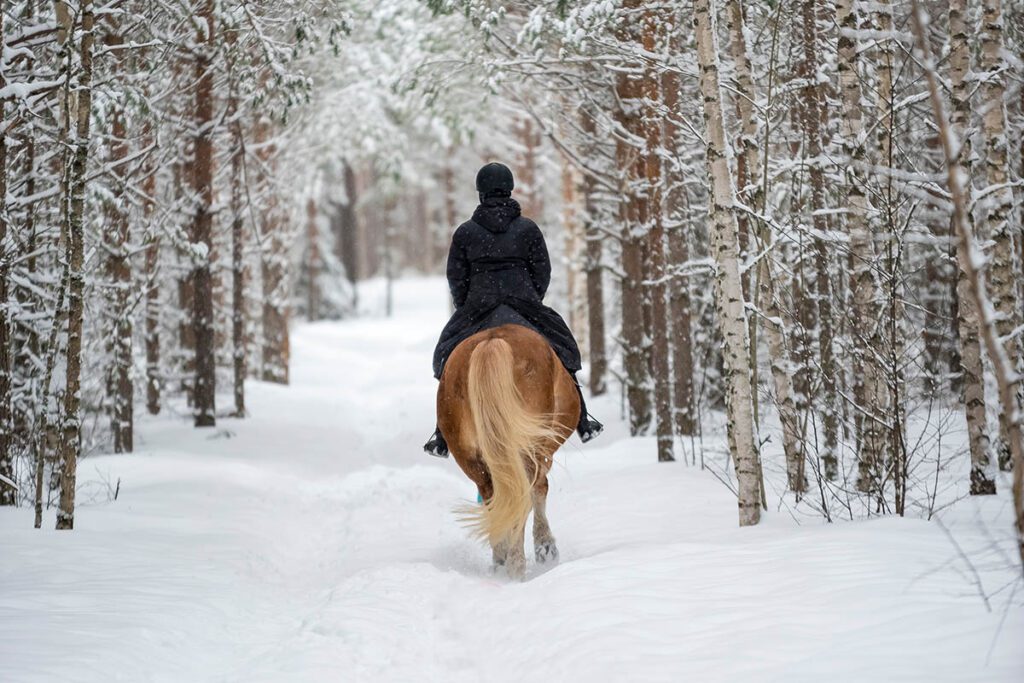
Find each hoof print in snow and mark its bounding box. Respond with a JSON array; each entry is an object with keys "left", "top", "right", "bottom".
[{"left": 205, "top": 429, "right": 236, "bottom": 440}]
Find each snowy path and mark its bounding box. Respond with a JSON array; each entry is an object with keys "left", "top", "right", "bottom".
[{"left": 2, "top": 277, "right": 1022, "bottom": 682}]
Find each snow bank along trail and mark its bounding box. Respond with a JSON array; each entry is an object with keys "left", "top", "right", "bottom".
[{"left": 2, "top": 277, "right": 1021, "bottom": 682}]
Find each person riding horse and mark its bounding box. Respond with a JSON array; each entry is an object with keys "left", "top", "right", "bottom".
[{"left": 425, "top": 162, "right": 604, "bottom": 457}]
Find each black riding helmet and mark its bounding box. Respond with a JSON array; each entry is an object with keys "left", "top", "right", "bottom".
[{"left": 476, "top": 162, "right": 515, "bottom": 200}]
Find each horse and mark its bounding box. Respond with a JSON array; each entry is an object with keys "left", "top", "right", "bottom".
[{"left": 437, "top": 323, "right": 580, "bottom": 580}]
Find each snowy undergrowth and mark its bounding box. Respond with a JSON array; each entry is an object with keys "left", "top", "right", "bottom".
[{"left": 2, "top": 277, "right": 1021, "bottom": 682}]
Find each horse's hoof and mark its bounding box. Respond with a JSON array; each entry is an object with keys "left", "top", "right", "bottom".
[
  {"left": 506, "top": 560, "right": 526, "bottom": 581},
  {"left": 535, "top": 542, "right": 559, "bottom": 564}
]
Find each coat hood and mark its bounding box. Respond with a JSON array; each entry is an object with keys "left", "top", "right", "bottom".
[{"left": 472, "top": 197, "right": 522, "bottom": 233}]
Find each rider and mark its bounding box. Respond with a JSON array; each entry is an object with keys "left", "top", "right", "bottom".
[{"left": 424, "top": 162, "right": 604, "bottom": 458}]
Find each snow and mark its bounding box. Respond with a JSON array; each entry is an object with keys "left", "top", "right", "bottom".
[{"left": 2, "top": 276, "right": 1022, "bottom": 682}]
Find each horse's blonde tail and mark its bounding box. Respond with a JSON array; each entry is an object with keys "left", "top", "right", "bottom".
[{"left": 460, "top": 338, "right": 554, "bottom": 546}]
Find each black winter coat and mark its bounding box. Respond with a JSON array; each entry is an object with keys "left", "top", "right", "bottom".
[{"left": 432, "top": 197, "right": 582, "bottom": 379}]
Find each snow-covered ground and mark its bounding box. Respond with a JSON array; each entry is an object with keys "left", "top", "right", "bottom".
[{"left": 2, "top": 276, "right": 1021, "bottom": 682}]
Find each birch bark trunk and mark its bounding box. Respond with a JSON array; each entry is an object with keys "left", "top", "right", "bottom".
[
  {"left": 694, "top": 0, "right": 761, "bottom": 525},
  {"left": 799, "top": 0, "right": 839, "bottom": 479},
  {"left": 949, "top": 0, "right": 995, "bottom": 494},
  {"left": 58, "top": 0, "right": 95, "bottom": 529},
  {"left": 725, "top": 0, "right": 759, "bottom": 299},
  {"left": 980, "top": 0, "right": 1022, "bottom": 472},
  {"left": 103, "top": 20, "right": 132, "bottom": 452},
  {"left": 836, "top": 0, "right": 889, "bottom": 493}
]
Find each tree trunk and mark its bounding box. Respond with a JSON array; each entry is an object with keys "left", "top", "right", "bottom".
[
  {"left": 191, "top": 0, "right": 216, "bottom": 427},
  {"left": 836, "top": 0, "right": 889, "bottom": 493},
  {"left": 58, "top": 0, "right": 95, "bottom": 530},
  {"left": 143, "top": 145, "right": 161, "bottom": 417},
  {"left": 725, "top": 0, "right": 765, "bottom": 430},
  {"left": 980, "top": 0, "right": 1022, "bottom": 472},
  {"left": 642, "top": 10, "right": 674, "bottom": 462},
  {"left": 694, "top": 0, "right": 762, "bottom": 525},
  {"left": 259, "top": 113, "right": 290, "bottom": 385},
  {"left": 580, "top": 110, "right": 607, "bottom": 397},
  {"left": 725, "top": 0, "right": 760, "bottom": 299},
  {"left": 338, "top": 161, "right": 360, "bottom": 287},
  {"left": 615, "top": 3, "right": 652, "bottom": 435},
  {"left": 261, "top": 225, "right": 290, "bottom": 384},
  {"left": 306, "top": 198, "right": 321, "bottom": 321},
  {"left": 561, "top": 160, "right": 583, "bottom": 339},
  {"left": 104, "top": 22, "right": 133, "bottom": 452},
  {"left": 517, "top": 117, "right": 543, "bottom": 221},
  {"left": 947, "top": 0, "right": 995, "bottom": 494},
  {"left": 799, "top": 0, "right": 838, "bottom": 479},
  {"left": 441, "top": 154, "right": 456, "bottom": 268},
  {"left": 661, "top": 35, "right": 695, "bottom": 438},
  {"left": 230, "top": 120, "right": 246, "bottom": 417}
]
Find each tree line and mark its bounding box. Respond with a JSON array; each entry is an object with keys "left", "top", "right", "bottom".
[
  {"left": 398, "top": 0, "right": 1023, "bottom": 555},
  {"left": 0, "top": 0, "right": 343, "bottom": 528}
]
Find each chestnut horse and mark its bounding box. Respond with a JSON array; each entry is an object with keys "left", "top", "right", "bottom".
[{"left": 437, "top": 323, "right": 580, "bottom": 580}]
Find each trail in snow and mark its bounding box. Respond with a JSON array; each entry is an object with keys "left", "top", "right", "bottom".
[{"left": 1, "top": 277, "right": 1021, "bottom": 682}]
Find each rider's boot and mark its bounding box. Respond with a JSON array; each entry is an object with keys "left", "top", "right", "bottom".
[
  {"left": 424, "top": 427, "right": 449, "bottom": 458},
  {"left": 572, "top": 374, "right": 604, "bottom": 443}
]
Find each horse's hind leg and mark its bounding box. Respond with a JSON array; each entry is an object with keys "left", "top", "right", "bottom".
[
  {"left": 504, "top": 521, "right": 527, "bottom": 580},
  {"left": 532, "top": 475, "right": 558, "bottom": 564}
]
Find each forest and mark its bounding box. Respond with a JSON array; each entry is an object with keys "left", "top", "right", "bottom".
[{"left": 1, "top": 0, "right": 1023, "bottom": 678}]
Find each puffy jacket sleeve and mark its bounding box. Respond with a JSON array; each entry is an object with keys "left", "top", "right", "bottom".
[
  {"left": 446, "top": 225, "right": 471, "bottom": 308},
  {"left": 526, "top": 221, "right": 551, "bottom": 299}
]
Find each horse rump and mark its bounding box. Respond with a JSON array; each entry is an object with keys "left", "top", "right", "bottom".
[{"left": 457, "top": 337, "right": 555, "bottom": 545}]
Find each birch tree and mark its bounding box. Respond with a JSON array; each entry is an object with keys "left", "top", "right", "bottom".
[
  {"left": 979, "top": 0, "right": 1022, "bottom": 471},
  {"left": 57, "top": 0, "right": 95, "bottom": 530},
  {"left": 949, "top": 0, "right": 996, "bottom": 494},
  {"left": 694, "top": 0, "right": 761, "bottom": 525}
]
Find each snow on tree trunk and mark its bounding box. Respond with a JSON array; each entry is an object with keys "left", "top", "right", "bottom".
[
  {"left": 560, "top": 158, "right": 584, "bottom": 340},
  {"left": 980, "top": 0, "right": 1022, "bottom": 472},
  {"left": 306, "top": 198, "right": 322, "bottom": 321},
  {"left": 259, "top": 115, "right": 290, "bottom": 385},
  {"left": 58, "top": 0, "right": 95, "bottom": 530},
  {"left": 725, "top": 0, "right": 759, "bottom": 300},
  {"left": 230, "top": 118, "right": 246, "bottom": 418},
  {"left": 693, "top": 0, "right": 762, "bottom": 525},
  {"left": 615, "top": 36, "right": 652, "bottom": 435},
  {"left": 580, "top": 109, "right": 607, "bottom": 398},
  {"left": 798, "top": 0, "right": 839, "bottom": 480},
  {"left": 143, "top": 140, "right": 161, "bottom": 417},
  {"left": 949, "top": 0, "right": 995, "bottom": 494},
  {"left": 661, "top": 58, "right": 696, "bottom": 438},
  {"left": 103, "top": 21, "right": 133, "bottom": 452},
  {"left": 837, "top": 0, "right": 889, "bottom": 494},
  {"left": 191, "top": 0, "right": 216, "bottom": 427},
  {"left": 643, "top": 9, "right": 674, "bottom": 463}
]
